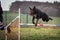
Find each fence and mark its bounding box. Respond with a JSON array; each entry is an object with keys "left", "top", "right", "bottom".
[
  {"left": 3, "top": 11, "right": 18, "bottom": 26},
  {"left": 1, "top": 11, "right": 19, "bottom": 40}
]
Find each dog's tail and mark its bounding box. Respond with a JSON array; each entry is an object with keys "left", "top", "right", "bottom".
[{"left": 49, "top": 17, "right": 53, "bottom": 20}]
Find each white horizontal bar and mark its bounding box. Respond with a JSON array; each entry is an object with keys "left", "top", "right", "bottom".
[{"left": 20, "top": 23, "right": 60, "bottom": 26}]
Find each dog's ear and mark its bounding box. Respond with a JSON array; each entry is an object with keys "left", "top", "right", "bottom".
[
  {"left": 29, "top": 7, "right": 32, "bottom": 10},
  {"left": 33, "top": 6, "right": 36, "bottom": 10}
]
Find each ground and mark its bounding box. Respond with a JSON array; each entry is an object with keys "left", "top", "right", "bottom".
[{"left": 20, "top": 27, "right": 60, "bottom": 40}]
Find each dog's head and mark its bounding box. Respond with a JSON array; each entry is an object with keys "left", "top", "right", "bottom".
[{"left": 29, "top": 6, "right": 37, "bottom": 16}]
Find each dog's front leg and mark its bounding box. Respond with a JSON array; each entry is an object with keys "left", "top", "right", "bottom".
[
  {"left": 32, "top": 16, "right": 35, "bottom": 24},
  {"left": 35, "top": 19, "right": 39, "bottom": 26}
]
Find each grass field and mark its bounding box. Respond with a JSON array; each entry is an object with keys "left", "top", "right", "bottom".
[
  {"left": 20, "top": 28, "right": 60, "bottom": 40},
  {"left": 0, "top": 30, "right": 5, "bottom": 40}
]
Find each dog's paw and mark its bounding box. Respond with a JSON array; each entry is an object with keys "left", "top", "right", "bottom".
[{"left": 35, "top": 24, "right": 37, "bottom": 26}]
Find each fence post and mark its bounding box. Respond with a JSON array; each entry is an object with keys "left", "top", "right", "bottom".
[{"left": 26, "top": 13, "right": 28, "bottom": 24}]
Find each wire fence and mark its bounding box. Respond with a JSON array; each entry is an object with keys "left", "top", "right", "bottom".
[{"left": 2, "top": 11, "right": 19, "bottom": 40}]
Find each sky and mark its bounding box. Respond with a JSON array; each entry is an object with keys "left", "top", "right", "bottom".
[{"left": 0, "top": 0, "right": 60, "bottom": 11}]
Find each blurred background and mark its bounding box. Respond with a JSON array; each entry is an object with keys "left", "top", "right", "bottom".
[{"left": 0, "top": 0, "right": 60, "bottom": 40}]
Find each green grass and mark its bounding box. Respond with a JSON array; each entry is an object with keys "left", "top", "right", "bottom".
[
  {"left": 0, "top": 30, "right": 5, "bottom": 40},
  {"left": 20, "top": 13, "right": 60, "bottom": 24},
  {"left": 20, "top": 28, "right": 60, "bottom": 40}
]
